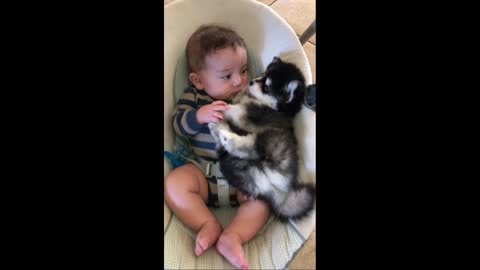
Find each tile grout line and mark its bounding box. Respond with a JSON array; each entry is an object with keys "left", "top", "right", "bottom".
[
  {"left": 296, "top": 35, "right": 316, "bottom": 47},
  {"left": 269, "top": 0, "right": 315, "bottom": 46}
]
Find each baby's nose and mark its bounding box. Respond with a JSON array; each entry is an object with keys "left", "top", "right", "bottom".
[{"left": 249, "top": 81, "right": 254, "bottom": 86}]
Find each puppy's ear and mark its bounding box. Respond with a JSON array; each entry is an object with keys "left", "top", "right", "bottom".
[
  {"left": 267, "top": 57, "right": 282, "bottom": 72},
  {"left": 286, "top": 80, "right": 302, "bottom": 103},
  {"left": 272, "top": 56, "right": 282, "bottom": 64}
]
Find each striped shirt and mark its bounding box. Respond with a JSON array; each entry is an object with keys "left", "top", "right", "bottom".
[{"left": 172, "top": 87, "right": 221, "bottom": 161}]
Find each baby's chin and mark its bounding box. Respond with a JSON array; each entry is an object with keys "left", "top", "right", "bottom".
[{"left": 226, "top": 88, "right": 246, "bottom": 100}]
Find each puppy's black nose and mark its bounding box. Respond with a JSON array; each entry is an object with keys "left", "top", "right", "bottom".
[{"left": 249, "top": 81, "right": 254, "bottom": 86}]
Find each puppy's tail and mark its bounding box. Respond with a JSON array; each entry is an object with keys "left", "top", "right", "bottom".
[{"left": 273, "top": 183, "right": 316, "bottom": 222}]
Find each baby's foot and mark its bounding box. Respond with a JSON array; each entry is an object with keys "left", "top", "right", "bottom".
[
  {"left": 194, "top": 220, "right": 222, "bottom": 256},
  {"left": 216, "top": 231, "right": 249, "bottom": 270}
]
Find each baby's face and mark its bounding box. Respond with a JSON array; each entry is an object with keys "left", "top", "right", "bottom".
[{"left": 197, "top": 46, "right": 249, "bottom": 100}]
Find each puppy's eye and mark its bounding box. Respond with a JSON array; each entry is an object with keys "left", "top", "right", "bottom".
[{"left": 263, "top": 84, "right": 269, "bottom": 93}]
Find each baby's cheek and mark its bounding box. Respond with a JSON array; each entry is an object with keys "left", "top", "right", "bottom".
[{"left": 241, "top": 76, "right": 249, "bottom": 87}]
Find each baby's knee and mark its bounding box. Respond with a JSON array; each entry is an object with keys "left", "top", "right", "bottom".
[
  {"left": 164, "top": 164, "right": 208, "bottom": 200},
  {"left": 164, "top": 173, "right": 180, "bottom": 200},
  {"left": 164, "top": 169, "right": 193, "bottom": 196}
]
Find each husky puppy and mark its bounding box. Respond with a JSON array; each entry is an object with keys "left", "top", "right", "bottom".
[{"left": 208, "top": 57, "right": 315, "bottom": 221}]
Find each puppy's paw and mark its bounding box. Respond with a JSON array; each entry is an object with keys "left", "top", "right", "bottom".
[
  {"left": 208, "top": 122, "right": 220, "bottom": 141},
  {"left": 208, "top": 122, "right": 217, "bottom": 130},
  {"left": 218, "top": 129, "right": 234, "bottom": 150},
  {"left": 223, "top": 104, "right": 243, "bottom": 119}
]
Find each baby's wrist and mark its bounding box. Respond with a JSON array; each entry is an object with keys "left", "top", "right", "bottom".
[
  {"left": 186, "top": 109, "right": 204, "bottom": 130},
  {"left": 195, "top": 110, "right": 206, "bottom": 125}
]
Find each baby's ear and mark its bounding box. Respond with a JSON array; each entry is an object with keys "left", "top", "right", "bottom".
[{"left": 189, "top": 73, "right": 203, "bottom": 90}]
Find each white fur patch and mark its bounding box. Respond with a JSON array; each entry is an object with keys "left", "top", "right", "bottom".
[
  {"left": 265, "top": 77, "right": 271, "bottom": 86},
  {"left": 223, "top": 104, "right": 245, "bottom": 120},
  {"left": 249, "top": 168, "right": 271, "bottom": 194},
  {"left": 286, "top": 80, "right": 299, "bottom": 103},
  {"left": 223, "top": 104, "right": 251, "bottom": 130},
  {"left": 279, "top": 156, "right": 290, "bottom": 170},
  {"left": 249, "top": 167, "right": 290, "bottom": 194},
  {"left": 248, "top": 83, "right": 278, "bottom": 109},
  {"left": 264, "top": 168, "right": 290, "bottom": 192}
]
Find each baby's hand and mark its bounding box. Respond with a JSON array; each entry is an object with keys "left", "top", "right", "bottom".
[{"left": 196, "top": 100, "right": 229, "bottom": 124}]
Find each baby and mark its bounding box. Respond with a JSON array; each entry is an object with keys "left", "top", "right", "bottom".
[{"left": 164, "top": 25, "right": 270, "bottom": 270}]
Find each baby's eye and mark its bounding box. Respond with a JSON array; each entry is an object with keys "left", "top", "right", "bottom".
[
  {"left": 241, "top": 68, "right": 248, "bottom": 74},
  {"left": 221, "top": 74, "right": 231, "bottom": 80}
]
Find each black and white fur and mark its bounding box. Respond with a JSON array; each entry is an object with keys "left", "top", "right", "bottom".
[{"left": 208, "top": 57, "right": 315, "bottom": 221}]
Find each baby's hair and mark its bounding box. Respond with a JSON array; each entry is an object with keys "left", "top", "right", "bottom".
[{"left": 186, "top": 24, "right": 246, "bottom": 73}]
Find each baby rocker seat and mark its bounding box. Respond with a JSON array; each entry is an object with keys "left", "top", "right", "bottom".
[{"left": 164, "top": 0, "right": 316, "bottom": 269}]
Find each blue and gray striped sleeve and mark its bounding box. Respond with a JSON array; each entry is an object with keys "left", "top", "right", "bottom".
[{"left": 172, "top": 88, "right": 204, "bottom": 138}]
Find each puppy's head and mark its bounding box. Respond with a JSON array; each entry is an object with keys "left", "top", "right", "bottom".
[{"left": 247, "top": 57, "right": 306, "bottom": 116}]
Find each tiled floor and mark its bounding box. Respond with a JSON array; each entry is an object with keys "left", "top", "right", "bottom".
[
  {"left": 268, "top": 0, "right": 316, "bottom": 85},
  {"left": 164, "top": 0, "right": 316, "bottom": 269}
]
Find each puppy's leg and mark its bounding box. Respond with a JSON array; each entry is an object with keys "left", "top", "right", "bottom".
[
  {"left": 223, "top": 104, "right": 246, "bottom": 123},
  {"left": 208, "top": 121, "right": 230, "bottom": 144},
  {"left": 208, "top": 122, "right": 220, "bottom": 142},
  {"left": 217, "top": 128, "right": 257, "bottom": 159}
]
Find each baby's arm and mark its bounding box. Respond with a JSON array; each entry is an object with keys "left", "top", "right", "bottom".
[
  {"left": 172, "top": 89, "right": 229, "bottom": 138},
  {"left": 196, "top": 100, "right": 229, "bottom": 124},
  {"left": 172, "top": 89, "right": 204, "bottom": 138}
]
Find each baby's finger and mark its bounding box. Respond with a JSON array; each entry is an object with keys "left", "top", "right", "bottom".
[
  {"left": 211, "top": 100, "right": 228, "bottom": 106},
  {"left": 211, "top": 117, "right": 221, "bottom": 123},
  {"left": 211, "top": 104, "right": 229, "bottom": 111},
  {"left": 212, "top": 112, "right": 224, "bottom": 120}
]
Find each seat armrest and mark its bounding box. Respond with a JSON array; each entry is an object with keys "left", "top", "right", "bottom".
[{"left": 164, "top": 158, "right": 172, "bottom": 233}]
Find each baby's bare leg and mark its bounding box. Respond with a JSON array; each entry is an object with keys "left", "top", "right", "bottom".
[
  {"left": 216, "top": 192, "right": 270, "bottom": 270},
  {"left": 164, "top": 164, "right": 222, "bottom": 256}
]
